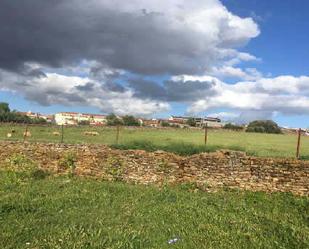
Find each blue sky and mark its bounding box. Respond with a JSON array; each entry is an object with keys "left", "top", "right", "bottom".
[
  {"left": 0, "top": 0, "right": 309, "bottom": 128},
  {"left": 222, "top": 0, "right": 309, "bottom": 76}
]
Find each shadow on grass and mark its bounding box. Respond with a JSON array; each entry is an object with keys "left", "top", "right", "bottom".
[{"left": 111, "top": 140, "right": 245, "bottom": 156}]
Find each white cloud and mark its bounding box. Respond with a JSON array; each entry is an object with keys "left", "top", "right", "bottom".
[
  {"left": 171, "top": 75, "right": 309, "bottom": 118},
  {"left": 210, "top": 66, "right": 263, "bottom": 80},
  {"left": 0, "top": 69, "right": 169, "bottom": 116}
]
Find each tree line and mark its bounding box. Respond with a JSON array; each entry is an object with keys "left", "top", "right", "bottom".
[{"left": 0, "top": 102, "right": 47, "bottom": 124}]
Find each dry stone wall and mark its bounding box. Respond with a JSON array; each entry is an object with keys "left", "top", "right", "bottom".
[{"left": 0, "top": 141, "right": 308, "bottom": 196}]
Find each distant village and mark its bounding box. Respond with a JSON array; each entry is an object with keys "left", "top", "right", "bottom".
[{"left": 18, "top": 111, "right": 224, "bottom": 128}]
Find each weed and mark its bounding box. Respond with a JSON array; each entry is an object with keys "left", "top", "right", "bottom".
[
  {"left": 157, "top": 159, "right": 170, "bottom": 173},
  {"left": 59, "top": 152, "right": 77, "bottom": 176},
  {"left": 105, "top": 156, "right": 125, "bottom": 181}
]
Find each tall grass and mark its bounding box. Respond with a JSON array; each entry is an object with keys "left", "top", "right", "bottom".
[{"left": 111, "top": 140, "right": 245, "bottom": 156}]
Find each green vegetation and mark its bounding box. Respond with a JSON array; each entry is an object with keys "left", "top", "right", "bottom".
[
  {"left": 78, "top": 120, "right": 90, "bottom": 126},
  {"left": 122, "top": 115, "right": 140, "bottom": 126},
  {"left": 111, "top": 140, "right": 244, "bottom": 156},
  {"left": 1, "top": 124, "right": 309, "bottom": 158},
  {"left": 186, "top": 117, "right": 196, "bottom": 127},
  {"left": 0, "top": 102, "right": 46, "bottom": 124},
  {"left": 246, "top": 120, "right": 282, "bottom": 134},
  {"left": 0, "top": 102, "right": 10, "bottom": 113},
  {"left": 224, "top": 123, "right": 244, "bottom": 131},
  {"left": 106, "top": 113, "right": 124, "bottom": 126},
  {"left": 0, "top": 169, "right": 308, "bottom": 249},
  {"left": 59, "top": 152, "right": 77, "bottom": 176}
]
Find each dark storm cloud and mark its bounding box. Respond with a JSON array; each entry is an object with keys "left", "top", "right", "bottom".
[
  {"left": 0, "top": 0, "right": 258, "bottom": 75},
  {"left": 128, "top": 78, "right": 216, "bottom": 102},
  {"left": 75, "top": 82, "right": 95, "bottom": 92}
]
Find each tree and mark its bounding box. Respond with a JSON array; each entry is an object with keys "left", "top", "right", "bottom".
[
  {"left": 0, "top": 102, "right": 10, "bottom": 113},
  {"left": 106, "top": 113, "right": 123, "bottom": 126},
  {"left": 161, "top": 121, "right": 170, "bottom": 127},
  {"left": 186, "top": 118, "right": 196, "bottom": 127},
  {"left": 0, "top": 102, "right": 46, "bottom": 124},
  {"left": 122, "top": 115, "right": 140, "bottom": 126},
  {"left": 246, "top": 120, "right": 282, "bottom": 134},
  {"left": 223, "top": 123, "right": 243, "bottom": 131}
]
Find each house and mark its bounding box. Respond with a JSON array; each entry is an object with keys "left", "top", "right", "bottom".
[
  {"left": 54, "top": 112, "right": 79, "bottom": 125},
  {"left": 54, "top": 112, "right": 107, "bottom": 126},
  {"left": 90, "top": 114, "right": 107, "bottom": 126},
  {"left": 18, "top": 111, "right": 54, "bottom": 123},
  {"left": 202, "top": 117, "right": 223, "bottom": 128},
  {"left": 140, "top": 119, "right": 160, "bottom": 127},
  {"left": 168, "top": 116, "right": 223, "bottom": 128}
]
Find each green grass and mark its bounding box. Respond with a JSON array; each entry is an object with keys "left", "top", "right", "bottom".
[
  {"left": 111, "top": 140, "right": 245, "bottom": 156},
  {"left": 0, "top": 170, "right": 308, "bottom": 249},
  {"left": 1, "top": 124, "right": 309, "bottom": 158}
]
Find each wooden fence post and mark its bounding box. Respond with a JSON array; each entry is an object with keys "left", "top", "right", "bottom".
[
  {"left": 23, "top": 124, "right": 28, "bottom": 143},
  {"left": 204, "top": 123, "right": 208, "bottom": 146},
  {"left": 61, "top": 124, "right": 64, "bottom": 143},
  {"left": 296, "top": 128, "right": 301, "bottom": 159}
]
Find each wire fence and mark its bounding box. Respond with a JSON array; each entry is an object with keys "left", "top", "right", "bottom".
[{"left": 0, "top": 122, "right": 308, "bottom": 159}]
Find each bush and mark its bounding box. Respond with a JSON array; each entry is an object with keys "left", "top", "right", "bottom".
[
  {"left": 122, "top": 115, "right": 140, "bottom": 126},
  {"left": 161, "top": 121, "right": 170, "bottom": 127},
  {"left": 246, "top": 120, "right": 282, "bottom": 134},
  {"left": 59, "top": 152, "right": 77, "bottom": 176},
  {"left": 223, "top": 123, "right": 243, "bottom": 131},
  {"left": 106, "top": 113, "right": 124, "bottom": 126},
  {"left": 186, "top": 118, "right": 196, "bottom": 127}
]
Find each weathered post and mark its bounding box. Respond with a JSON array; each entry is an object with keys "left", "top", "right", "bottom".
[
  {"left": 204, "top": 123, "right": 208, "bottom": 146},
  {"left": 61, "top": 124, "right": 64, "bottom": 143},
  {"left": 116, "top": 125, "right": 120, "bottom": 144},
  {"left": 23, "top": 124, "right": 28, "bottom": 143},
  {"left": 296, "top": 128, "right": 301, "bottom": 159}
]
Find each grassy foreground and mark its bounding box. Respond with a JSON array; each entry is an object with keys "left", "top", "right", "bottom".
[
  {"left": 1, "top": 124, "right": 309, "bottom": 158},
  {"left": 1, "top": 170, "right": 309, "bottom": 249}
]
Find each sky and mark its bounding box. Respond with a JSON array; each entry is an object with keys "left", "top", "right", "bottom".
[{"left": 0, "top": 0, "right": 309, "bottom": 128}]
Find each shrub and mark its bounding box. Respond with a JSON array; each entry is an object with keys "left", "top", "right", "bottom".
[
  {"left": 106, "top": 113, "right": 123, "bottom": 126},
  {"left": 161, "top": 121, "right": 170, "bottom": 127},
  {"left": 223, "top": 123, "right": 244, "bottom": 131},
  {"left": 59, "top": 152, "right": 77, "bottom": 176},
  {"left": 246, "top": 120, "right": 282, "bottom": 134},
  {"left": 122, "top": 115, "right": 140, "bottom": 126},
  {"left": 186, "top": 118, "right": 196, "bottom": 127}
]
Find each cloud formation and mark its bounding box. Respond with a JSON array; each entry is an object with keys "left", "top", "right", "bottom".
[
  {"left": 1, "top": 0, "right": 308, "bottom": 121},
  {"left": 0, "top": 0, "right": 258, "bottom": 75},
  {"left": 0, "top": 68, "right": 169, "bottom": 116}
]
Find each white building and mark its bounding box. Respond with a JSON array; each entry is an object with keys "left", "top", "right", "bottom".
[
  {"left": 202, "top": 117, "right": 223, "bottom": 128},
  {"left": 54, "top": 112, "right": 107, "bottom": 126}
]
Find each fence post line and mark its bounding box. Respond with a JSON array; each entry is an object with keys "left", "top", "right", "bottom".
[
  {"left": 296, "top": 128, "right": 301, "bottom": 159},
  {"left": 204, "top": 123, "right": 208, "bottom": 146},
  {"left": 61, "top": 124, "right": 64, "bottom": 143},
  {"left": 116, "top": 125, "right": 120, "bottom": 144},
  {"left": 23, "top": 123, "right": 28, "bottom": 143}
]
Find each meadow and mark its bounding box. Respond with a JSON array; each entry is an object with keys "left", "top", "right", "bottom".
[
  {"left": 0, "top": 123, "right": 309, "bottom": 158},
  {"left": 1, "top": 169, "right": 308, "bottom": 249},
  {"left": 0, "top": 123, "right": 308, "bottom": 158}
]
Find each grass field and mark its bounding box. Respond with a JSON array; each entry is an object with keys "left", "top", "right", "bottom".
[
  {"left": 1, "top": 123, "right": 309, "bottom": 158},
  {"left": 1, "top": 169, "right": 308, "bottom": 249}
]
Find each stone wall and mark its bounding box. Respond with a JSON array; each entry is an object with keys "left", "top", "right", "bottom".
[{"left": 0, "top": 141, "right": 308, "bottom": 196}]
